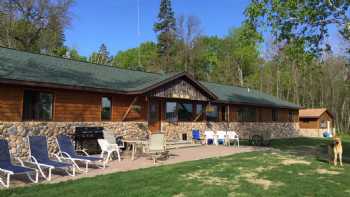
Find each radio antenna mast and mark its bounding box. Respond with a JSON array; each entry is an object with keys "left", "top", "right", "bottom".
[{"left": 137, "top": 0, "right": 142, "bottom": 68}]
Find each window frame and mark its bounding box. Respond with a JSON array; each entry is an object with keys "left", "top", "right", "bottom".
[
  {"left": 177, "top": 102, "right": 193, "bottom": 122},
  {"left": 101, "top": 96, "right": 112, "bottom": 121},
  {"left": 237, "top": 107, "right": 257, "bottom": 122},
  {"left": 272, "top": 109, "right": 279, "bottom": 122},
  {"left": 206, "top": 104, "right": 219, "bottom": 122},
  {"left": 165, "top": 101, "right": 178, "bottom": 122},
  {"left": 194, "top": 103, "right": 204, "bottom": 121},
  {"left": 165, "top": 101, "right": 194, "bottom": 122},
  {"left": 22, "top": 90, "right": 54, "bottom": 121}
]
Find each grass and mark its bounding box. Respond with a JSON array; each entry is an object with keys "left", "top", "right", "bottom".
[{"left": 2, "top": 137, "right": 350, "bottom": 197}]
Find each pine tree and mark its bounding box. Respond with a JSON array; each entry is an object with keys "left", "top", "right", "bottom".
[
  {"left": 90, "top": 44, "right": 111, "bottom": 65},
  {"left": 154, "top": 0, "right": 176, "bottom": 72}
]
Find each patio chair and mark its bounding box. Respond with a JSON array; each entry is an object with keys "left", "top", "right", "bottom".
[
  {"left": 97, "top": 139, "right": 121, "bottom": 163},
  {"left": 103, "top": 129, "right": 125, "bottom": 149},
  {"left": 0, "top": 139, "right": 38, "bottom": 188},
  {"left": 147, "top": 133, "right": 168, "bottom": 164},
  {"left": 217, "top": 131, "right": 227, "bottom": 145},
  {"left": 192, "top": 129, "right": 202, "bottom": 144},
  {"left": 226, "top": 131, "right": 240, "bottom": 147},
  {"left": 56, "top": 135, "right": 105, "bottom": 173},
  {"left": 204, "top": 130, "right": 215, "bottom": 145},
  {"left": 27, "top": 136, "right": 75, "bottom": 181}
]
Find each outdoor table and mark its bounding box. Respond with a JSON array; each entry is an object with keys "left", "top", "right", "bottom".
[{"left": 123, "top": 140, "right": 148, "bottom": 160}]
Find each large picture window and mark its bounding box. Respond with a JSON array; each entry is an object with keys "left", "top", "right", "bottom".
[
  {"left": 238, "top": 107, "right": 256, "bottom": 122},
  {"left": 206, "top": 105, "right": 219, "bottom": 122},
  {"left": 101, "top": 97, "right": 112, "bottom": 121},
  {"left": 178, "top": 103, "right": 193, "bottom": 121},
  {"left": 165, "top": 102, "right": 193, "bottom": 122},
  {"left": 23, "top": 90, "right": 53, "bottom": 121}
]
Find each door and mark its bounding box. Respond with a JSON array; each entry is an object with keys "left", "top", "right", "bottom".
[{"left": 148, "top": 100, "right": 161, "bottom": 133}]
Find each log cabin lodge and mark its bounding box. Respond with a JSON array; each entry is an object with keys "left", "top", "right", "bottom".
[{"left": 0, "top": 47, "right": 301, "bottom": 157}]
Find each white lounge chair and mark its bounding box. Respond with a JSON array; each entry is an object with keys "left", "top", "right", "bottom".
[
  {"left": 227, "top": 131, "right": 240, "bottom": 147},
  {"left": 98, "top": 139, "right": 121, "bottom": 164},
  {"left": 147, "top": 133, "right": 167, "bottom": 164}
]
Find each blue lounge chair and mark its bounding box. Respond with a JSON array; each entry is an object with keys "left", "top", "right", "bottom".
[
  {"left": 27, "top": 136, "right": 75, "bottom": 181},
  {"left": 0, "top": 139, "right": 38, "bottom": 188},
  {"left": 192, "top": 129, "right": 202, "bottom": 144},
  {"left": 56, "top": 135, "right": 105, "bottom": 173}
]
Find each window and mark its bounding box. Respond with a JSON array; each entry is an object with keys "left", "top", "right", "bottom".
[
  {"left": 23, "top": 90, "right": 53, "bottom": 121},
  {"left": 221, "top": 105, "right": 229, "bottom": 121},
  {"left": 288, "top": 111, "right": 294, "bottom": 122},
  {"left": 238, "top": 107, "right": 256, "bottom": 122},
  {"left": 194, "top": 104, "right": 204, "bottom": 121},
  {"left": 101, "top": 97, "right": 112, "bottom": 121},
  {"left": 178, "top": 103, "right": 193, "bottom": 121},
  {"left": 272, "top": 109, "right": 278, "bottom": 122},
  {"left": 206, "top": 105, "right": 219, "bottom": 122},
  {"left": 320, "top": 120, "right": 327, "bottom": 128},
  {"left": 165, "top": 102, "right": 193, "bottom": 122},
  {"left": 166, "top": 102, "right": 177, "bottom": 122}
]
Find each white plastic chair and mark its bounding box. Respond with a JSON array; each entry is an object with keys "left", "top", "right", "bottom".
[
  {"left": 204, "top": 130, "right": 215, "bottom": 145},
  {"left": 97, "top": 139, "right": 121, "bottom": 164},
  {"left": 216, "top": 131, "right": 227, "bottom": 146},
  {"left": 227, "top": 131, "right": 240, "bottom": 147},
  {"left": 103, "top": 129, "right": 125, "bottom": 149}
]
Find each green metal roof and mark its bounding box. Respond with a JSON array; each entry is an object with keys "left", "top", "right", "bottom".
[
  {"left": 0, "top": 47, "right": 177, "bottom": 93},
  {"left": 0, "top": 47, "right": 299, "bottom": 109},
  {"left": 201, "top": 82, "right": 299, "bottom": 109}
]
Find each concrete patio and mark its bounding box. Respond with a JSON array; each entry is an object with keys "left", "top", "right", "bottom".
[{"left": 9, "top": 145, "right": 268, "bottom": 187}]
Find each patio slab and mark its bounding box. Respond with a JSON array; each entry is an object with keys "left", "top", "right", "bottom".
[{"left": 8, "top": 145, "right": 268, "bottom": 187}]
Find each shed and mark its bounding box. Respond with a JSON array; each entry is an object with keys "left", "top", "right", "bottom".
[{"left": 299, "top": 108, "right": 334, "bottom": 137}]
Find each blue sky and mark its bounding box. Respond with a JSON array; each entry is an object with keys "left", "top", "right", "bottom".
[
  {"left": 64, "top": 0, "right": 344, "bottom": 57},
  {"left": 64, "top": 0, "right": 250, "bottom": 56}
]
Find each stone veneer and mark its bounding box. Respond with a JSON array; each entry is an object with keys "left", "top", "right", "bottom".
[
  {"left": 0, "top": 121, "right": 148, "bottom": 158},
  {"left": 1, "top": 120, "right": 302, "bottom": 158},
  {"left": 161, "top": 121, "right": 300, "bottom": 141}
]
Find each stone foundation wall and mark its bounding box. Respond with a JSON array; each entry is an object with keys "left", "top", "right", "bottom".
[
  {"left": 0, "top": 121, "right": 148, "bottom": 158},
  {"left": 1, "top": 120, "right": 302, "bottom": 158},
  {"left": 161, "top": 121, "right": 300, "bottom": 141}
]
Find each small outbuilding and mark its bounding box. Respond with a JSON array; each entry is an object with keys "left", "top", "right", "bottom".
[{"left": 299, "top": 108, "right": 334, "bottom": 137}]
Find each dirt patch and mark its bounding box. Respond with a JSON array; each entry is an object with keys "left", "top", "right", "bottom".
[
  {"left": 316, "top": 168, "right": 340, "bottom": 175},
  {"left": 173, "top": 193, "right": 185, "bottom": 197},
  {"left": 298, "top": 172, "right": 305, "bottom": 176},
  {"left": 240, "top": 172, "right": 284, "bottom": 190},
  {"left": 281, "top": 159, "right": 311, "bottom": 165}
]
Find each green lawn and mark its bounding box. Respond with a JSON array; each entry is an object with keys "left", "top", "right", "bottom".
[{"left": 3, "top": 137, "right": 350, "bottom": 197}]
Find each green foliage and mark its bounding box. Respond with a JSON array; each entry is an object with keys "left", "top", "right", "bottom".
[
  {"left": 245, "top": 0, "right": 350, "bottom": 55},
  {"left": 154, "top": 0, "right": 177, "bottom": 71},
  {"left": 89, "top": 44, "right": 111, "bottom": 65},
  {"left": 112, "top": 42, "right": 158, "bottom": 71},
  {"left": 0, "top": 0, "right": 73, "bottom": 53}
]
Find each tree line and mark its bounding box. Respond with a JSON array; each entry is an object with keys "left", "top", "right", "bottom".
[{"left": 0, "top": 0, "right": 349, "bottom": 132}]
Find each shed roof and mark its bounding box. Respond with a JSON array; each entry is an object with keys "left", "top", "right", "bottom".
[
  {"left": 299, "top": 108, "right": 333, "bottom": 118},
  {"left": 0, "top": 47, "right": 299, "bottom": 109}
]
